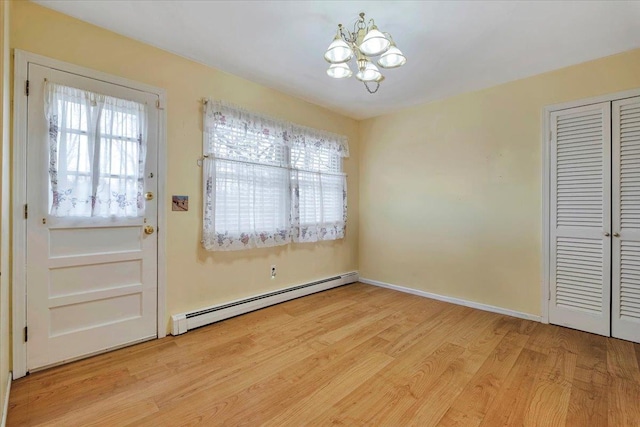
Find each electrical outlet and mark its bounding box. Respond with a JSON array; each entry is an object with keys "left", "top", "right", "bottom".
[{"left": 271, "top": 265, "right": 277, "bottom": 279}]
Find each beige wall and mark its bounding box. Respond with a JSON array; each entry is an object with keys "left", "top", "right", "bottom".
[
  {"left": 0, "top": 0, "right": 10, "bottom": 412},
  {"left": 359, "top": 48, "right": 640, "bottom": 316},
  {"left": 10, "top": 1, "right": 359, "bottom": 332}
]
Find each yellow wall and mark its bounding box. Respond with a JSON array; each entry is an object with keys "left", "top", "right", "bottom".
[
  {"left": 10, "top": 1, "right": 359, "bottom": 332},
  {"left": 6, "top": 0, "right": 640, "bottom": 363},
  {"left": 0, "top": 0, "right": 10, "bottom": 411},
  {"left": 359, "top": 48, "right": 640, "bottom": 316}
]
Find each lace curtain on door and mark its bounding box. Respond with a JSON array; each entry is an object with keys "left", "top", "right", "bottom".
[{"left": 45, "top": 82, "right": 147, "bottom": 217}]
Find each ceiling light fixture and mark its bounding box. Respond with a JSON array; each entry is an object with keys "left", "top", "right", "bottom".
[{"left": 324, "top": 12, "right": 406, "bottom": 94}]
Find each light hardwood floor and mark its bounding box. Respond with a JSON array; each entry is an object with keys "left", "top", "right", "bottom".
[{"left": 8, "top": 283, "right": 640, "bottom": 426}]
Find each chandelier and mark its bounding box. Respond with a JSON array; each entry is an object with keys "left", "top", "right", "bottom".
[{"left": 324, "top": 12, "right": 406, "bottom": 94}]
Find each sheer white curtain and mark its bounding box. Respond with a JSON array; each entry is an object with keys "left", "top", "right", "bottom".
[
  {"left": 202, "top": 100, "right": 349, "bottom": 251},
  {"left": 202, "top": 101, "right": 291, "bottom": 250},
  {"left": 45, "top": 82, "right": 147, "bottom": 217},
  {"left": 289, "top": 134, "right": 347, "bottom": 243}
]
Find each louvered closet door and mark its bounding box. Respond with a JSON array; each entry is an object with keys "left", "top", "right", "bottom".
[
  {"left": 549, "top": 103, "right": 611, "bottom": 336},
  {"left": 612, "top": 97, "right": 640, "bottom": 343}
]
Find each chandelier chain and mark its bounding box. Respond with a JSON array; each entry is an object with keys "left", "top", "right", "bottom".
[{"left": 364, "top": 82, "right": 380, "bottom": 94}]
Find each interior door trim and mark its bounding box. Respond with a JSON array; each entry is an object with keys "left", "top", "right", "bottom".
[
  {"left": 542, "top": 87, "right": 640, "bottom": 326},
  {"left": 12, "top": 50, "right": 168, "bottom": 379}
]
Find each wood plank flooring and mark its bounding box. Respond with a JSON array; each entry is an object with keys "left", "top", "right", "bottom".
[{"left": 8, "top": 283, "right": 640, "bottom": 426}]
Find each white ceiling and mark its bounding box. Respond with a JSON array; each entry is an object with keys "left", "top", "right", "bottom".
[{"left": 34, "top": 1, "right": 640, "bottom": 120}]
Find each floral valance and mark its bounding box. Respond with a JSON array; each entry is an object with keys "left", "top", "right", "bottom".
[{"left": 203, "top": 99, "right": 349, "bottom": 158}]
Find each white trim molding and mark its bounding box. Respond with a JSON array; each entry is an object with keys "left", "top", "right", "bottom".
[
  {"left": 544, "top": 88, "right": 640, "bottom": 113},
  {"left": 541, "top": 87, "right": 640, "bottom": 326},
  {"left": 172, "top": 272, "right": 359, "bottom": 335},
  {"left": 360, "top": 278, "right": 541, "bottom": 323},
  {"left": 156, "top": 89, "right": 168, "bottom": 339},
  {"left": 12, "top": 50, "right": 168, "bottom": 378},
  {"left": 12, "top": 50, "right": 28, "bottom": 379},
  {"left": 2, "top": 372, "right": 11, "bottom": 427},
  {"left": 540, "top": 107, "right": 551, "bottom": 324}
]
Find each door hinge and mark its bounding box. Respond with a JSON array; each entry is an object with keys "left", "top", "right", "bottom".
[
  {"left": 25, "top": 80, "right": 29, "bottom": 97},
  {"left": 155, "top": 99, "right": 164, "bottom": 110},
  {"left": 24, "top": 204, "right": 28, "bottom": 219},
  {"left": 24, "top": 326, "right": 28, "bottom": 343}
]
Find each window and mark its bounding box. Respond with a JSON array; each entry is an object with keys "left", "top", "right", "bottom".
[
  {"left": 202, "top": 100, "right": 349, "bottom": 251},
  {"left": 289, "top": 138, "right": 346, "bottom": 243},
  {"left": 45, "top": 82, "right": 147, "bottom": 217}
]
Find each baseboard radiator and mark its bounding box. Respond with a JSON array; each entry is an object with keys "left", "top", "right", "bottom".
[{"left": 171, "top": 271, "right": 359, "bottom": 335}]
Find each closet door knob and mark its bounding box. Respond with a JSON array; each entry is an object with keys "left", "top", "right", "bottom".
[
  {"left": 614, "top": 232, "right": 620, "bottom": 237},
  {"left": 604, "top": 232, "right": 610, "bottom": 237}
]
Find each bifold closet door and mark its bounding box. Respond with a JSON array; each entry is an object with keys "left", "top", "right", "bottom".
[
  {"left": 549, "top": 102, "right": 611, "bottom": 336},
  {"left": 612, "top": 96, "right": 640, "bottom": 343}
]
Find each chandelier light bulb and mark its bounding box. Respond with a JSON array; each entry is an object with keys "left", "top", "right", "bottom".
[
  {"left": 324, "top": 35, "right": 353, "bottom": 64},
  {"left": 327, "top": 63, "right": 353, "bottom": 79},
  {"left": 358, "top": 26, "right": 391, "bottom": 56},
  {"left": 355, "top": 62, "right": 382, "bottom": 83},
  {"left": 377, "top": 45, "right": 407, "bottom": 69}
]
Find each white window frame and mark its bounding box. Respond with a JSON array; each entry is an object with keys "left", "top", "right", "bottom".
[{"left": 12, "top": 50, "right": 168, "bottom": 378}]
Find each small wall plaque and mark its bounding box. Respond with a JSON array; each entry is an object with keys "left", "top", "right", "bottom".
[{"left": 172, "top": 195, "right": 189, "bottom": 211}]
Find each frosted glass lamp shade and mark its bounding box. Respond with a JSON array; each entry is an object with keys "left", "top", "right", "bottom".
[
  {"left": 358, "top": 27, "right": 390, "bottom": 56},
  {"left": 377, "top": 46, "right": 407, "bottom": 69},
  {"left": 324, "top": 37, "right": 353, "bottom": 63},
  {"left": 355, "top": 62, "right": 382, "bottom": 82},
  {"left": 327, "top": 63, "right": 353, "bottom": 79}
]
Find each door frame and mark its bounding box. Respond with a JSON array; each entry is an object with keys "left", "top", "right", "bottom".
[
  {"left": 541, "top": 87, "right": 640, "bottom": 325},
  {"left": 12, "top": 50, "right": 168, "bottom": 378}
]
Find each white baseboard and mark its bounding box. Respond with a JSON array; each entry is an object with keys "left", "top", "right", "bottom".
[
  {"left": 360, "top": 278, "right": 541, "bottom": 322},
  {"left": 2, "top": 372, "right": 11, "bottom": 427},
  {"left": 172, "top": 271, "right": 359, "bottom": 335}
]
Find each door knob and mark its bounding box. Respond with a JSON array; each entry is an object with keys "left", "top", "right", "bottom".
[
  {"left": 144, "top": 192, "right": 154, "bottom": 201},
  {"left": 604, "top": 232, "right": 610, "bottom": 237},
  {"left": 144, "top": 225, "right": 155, "bottom": 235},
  {"left": 613, "top": 232, "right": 620, "bottom": 237}
]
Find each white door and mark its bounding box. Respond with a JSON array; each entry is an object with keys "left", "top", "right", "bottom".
[
  {"left": 26, "top": 64, "right": 159, "bottom": 370},
  {"left": 612, "top": 96, "right": 640, "bottom": 343},
  {"left": 549, "top": 102, "right": 611, "bottom": 336}
]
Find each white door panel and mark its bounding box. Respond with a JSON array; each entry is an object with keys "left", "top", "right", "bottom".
[
  {"left": 549, "top": 103, "right": 611, "bottom": 336},
  {"left": 612, "top": 96, "right": 640, "bottom": 343},
  {"left": 26, "top": 64, "right": 158, "bottom": 370}
]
